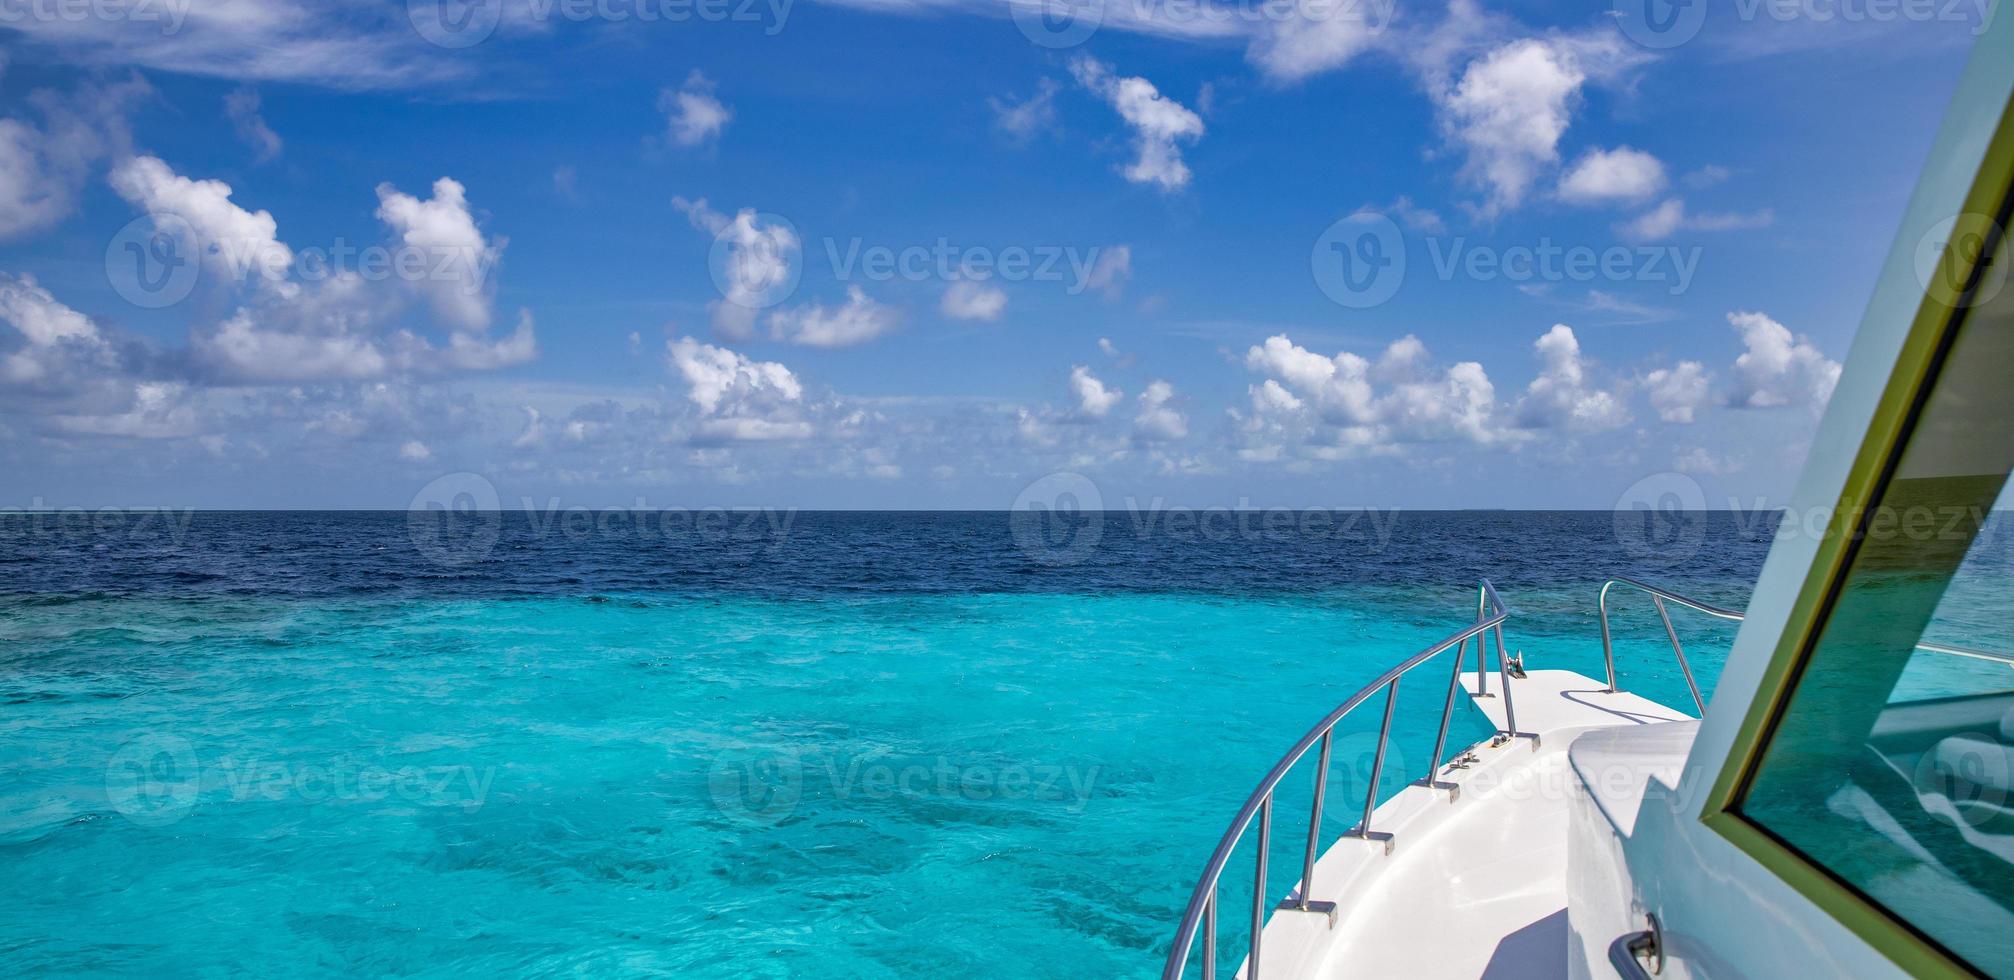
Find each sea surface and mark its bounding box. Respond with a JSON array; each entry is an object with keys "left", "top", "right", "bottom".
[{"left": 0, "top": 510, "right": 1785, "bottom": 977}]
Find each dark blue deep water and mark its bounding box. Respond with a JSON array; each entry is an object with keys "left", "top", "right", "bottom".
[{"left": 0, "top": 511, "right": 1774, "bottom": 977}]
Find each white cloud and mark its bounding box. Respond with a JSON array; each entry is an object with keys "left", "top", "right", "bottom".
[
  {"left": 1069, "top": 365, "right": 1122, "bottom": 418},
  {"left": 1435, "top": 38, "right": 1585, "bottom": 216},
  {"left": 1619, "top": 198, "right": 1775, "bottom": 240},
  {"left": 674, "top": 196, "right": 798, "bottom": 339},
  {"left": 1643, "top": 360, "right": 1710, "bottom": 423},
  {"left": 666, "top": 336, "right": 813, "bottom": 442},
  {"left": 1558, "top": 146, "right": 1666, "bottom": 205},
  {"left": 1515, "top": 323, "right": 1627, "bottom": 431},
  {"left": 1726, "top": 311, "right": 1840, "bottom": 411},
  {"left": 0, "top": 273, "right": 114, "bottom": 387},
  {"left": 398, "top": 439, "right": 432, "bottom": 462},
  {"left": 770, "top": 285, "right": 898, "bottom": 347},
  {"left": 989, "top": 79, "right": 1059, "bottom": 143},
  {"left": 224, "top": 87, "right": 282, "bottom": 163},
  {"left": 111, "top": 154, "right": 292, "bottom": 280},
  {"left": 1240, "top": 333, "right": 1499, "bottom": 457},
  {"left": 0, "top": 76, "right": 149, "bottom": 241},
  {"left": 105, "top": 158, "right": 533, "bottom": 383},
  {"left": 0, "top": 273, "right": 97, "bottom": 348},
  {"left": 374, "top": 176, "right": 502, "bottom": 334},
  {"left": 1247, "top": 0, "right": 1386, "bottom": 83},
  {"left": 941, "top": 280, "right": 1007, "bottom": 321},
  {"left": 1070, "top": 57, "right": 1205, "bottom": 192},
  {"left": 660, "top": 70, "right": 731, "bottom": 148},
  {"left": 1, "top": 2, "right": 470, "bottom": 91},
  {"left": 1133, "top": 379, "right": 1188, "bottom": 442}
]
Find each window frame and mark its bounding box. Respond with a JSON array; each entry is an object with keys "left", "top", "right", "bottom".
[{"left": 1697, "top": 95, "right": 2014, "bottom": 980}]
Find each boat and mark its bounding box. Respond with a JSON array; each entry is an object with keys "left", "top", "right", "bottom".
[{"left": 1159, "top": 13, "right": 2014, "bottom": 979}]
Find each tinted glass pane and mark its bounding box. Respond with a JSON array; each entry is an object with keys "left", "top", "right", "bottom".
[{"left": 1740, "top": 225, "right": 2014, "bottom": 975}]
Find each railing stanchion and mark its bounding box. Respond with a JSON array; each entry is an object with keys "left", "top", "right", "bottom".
[
  {"left": 1599, "top": 581, "right": 1618, "bottom": 692},
  {"left": 1425, "top": 641, "right": 1465, "bottom": 795},
  {"left": 1495, "top": 631, "right": 1520, "bottom": 741},
  {"left": 1296, "top": 731, "right": 1332, "bottom": 912},
  {"left": 1202, "top": 894, "right": 1216, "bottom": 980},
  {"left": 1250, "top": 795, "right": 1271, "bottom": 980},
  {"left": 1651, "top": 596, "right": 1706, "bottom": 715},
  {"left": 1474, "top": 586, "right": 1490, "bottom": 696},
  {"left": 1360, "top": 679, "right": 1399, "bottom": 836}
]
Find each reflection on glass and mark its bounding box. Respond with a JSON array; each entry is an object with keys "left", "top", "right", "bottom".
[{"left": 1739, "top": 229, "right": 2014, "bottom": 975}]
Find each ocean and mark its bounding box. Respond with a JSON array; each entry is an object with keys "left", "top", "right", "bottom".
[{"left": 0, "top": 510, "right": 1774, "bottom": 976}]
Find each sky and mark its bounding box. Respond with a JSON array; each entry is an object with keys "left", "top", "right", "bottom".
[{"left": 0, "top": 0, "right": 1994, "bottom": 509}]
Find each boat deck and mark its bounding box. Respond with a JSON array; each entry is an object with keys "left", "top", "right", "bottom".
[{"left": 1244, "top": 669, "right": 1691, "bottom": 980}]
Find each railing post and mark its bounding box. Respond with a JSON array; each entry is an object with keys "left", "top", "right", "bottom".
[
  {"left": 1344, "top": 679, "right": 1400, "bottom": 855},
  {"left": 1473, "top": 587, "right": 1490, "bottom": 697},
  {"left": 1495, "top": 633, "right": 1522, "bottom": 743},
  {"left": 1289, "top": 731, "right": 1339, "bottom": 923},
  {"left": 1652, "top": 596, "right": 1706, "bottom": 715},
  {"left": 1599, "top": 581, "right": 1618, "bottom": 693},
  {"left": 1202, "top": 894, "right": 1216, "bottom": 980},
  {"left": 1422, "top": 641, "right": 1465, "bottom": 799},
  {"left": 1250, "top": 795, "right": 1271, "bottom": 980}
]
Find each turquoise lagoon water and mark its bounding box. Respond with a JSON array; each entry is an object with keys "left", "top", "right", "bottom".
[{"left": 0, "top": 511, "right": 1771, "bottom": 976}]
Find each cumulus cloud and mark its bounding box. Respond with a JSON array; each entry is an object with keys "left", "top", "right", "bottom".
[
  {"left": 769, "top": 285, "right": 898, "bottom": 347},
  {"left": 1434, "top": 39, "right": 1586, "bottom": 216},
  {"left": 941, "top": 280, "right": 1007, "bottom": 321},
  {"left": 0, "top": 75, "right": 149, "bottom": 242},
  {"left": 660, "top": 70, "right": 731, "bottom": 148},
  {"left": 666, "top": 336, "right": 812, "bottom": 442},
  {"left": 1643, "top": 360, "right": 1710, "bottom": 423},
  {"left": 1726, "top": 311, "right": 1840, "bottom": 411},
  {"left": 106, "top": 158, "right": 534, "bottom": 383},
  {"left": 0, "top": 272, "right": 114, "bottom": 387},
  {"left": 1070, "top": 57, "right": 1205, "bottom": 192},
  {"left": 224, "top": 87, "right": 282, "bottom": 163},
  {"left": 1515, "top": 324, "right": 1628, "bottom": 431},
  {"left": 1069, "top": 365, "right": 1122, "bottom": 418},
  {"left": 1133, "top": 379, "right": 1188, "bottom": 442},
  {"left": 374, "top": 176, "right": 504, "bottom": 334},
  {"left": 1557, "top": 146, "right": 1665, "bottom": 205},
  {"left": 111, "top": 154, "right": 292, "bottom": 281},
  {"left": 1239, "top": 333, "right": 1498, "bottom": 458},
  {"left": 398, "top": 439, "right": 432, "bottom": 462},
  {"left": 674, "top": 196, "right": 798, "bottom": 339}
]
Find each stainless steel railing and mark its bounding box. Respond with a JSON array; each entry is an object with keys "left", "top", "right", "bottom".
[
  {"left": 1597, "top": 577, "right": 2014, "bottom": 717},
  {"left": 1160, "top": 580, "right": 1529, "bottom": 980}
]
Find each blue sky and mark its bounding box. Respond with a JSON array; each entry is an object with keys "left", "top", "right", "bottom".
[{"left": 0, "top": 0, "right": 1992, "bottom": 508}]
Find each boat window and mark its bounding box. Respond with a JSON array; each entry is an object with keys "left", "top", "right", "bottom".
[{"left": 1738, "top": 214, "right": 2014, "bottom": 976}]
